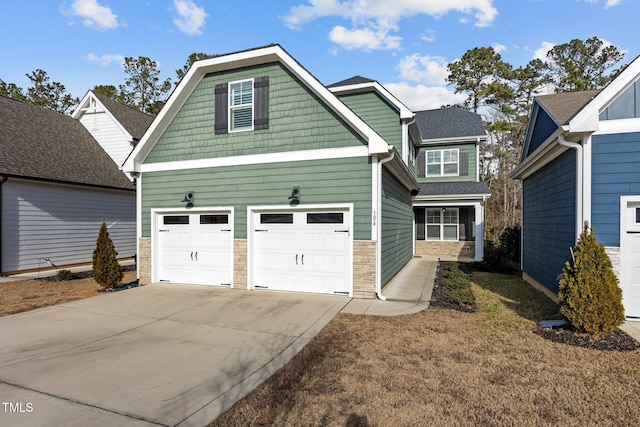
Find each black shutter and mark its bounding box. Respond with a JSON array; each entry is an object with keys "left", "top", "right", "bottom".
[
  {"left": 459, "top": 149, "right": 469, "bottom": 176},
  {"left": 214, "top": 83, "right": 228, "bottom": 135},
  {"left": 417, "top": 149, "right": 425, "bottom": 177},
  {"left": 415, "top": 208, "right": 425, "bottom": 240},
  {"left": 254, "top": 76, "right": 269, "bottom": 130}
]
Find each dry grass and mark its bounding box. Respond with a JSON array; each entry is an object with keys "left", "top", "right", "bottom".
[
  {"left": 0, "top": 270, "right": 137, "bottom": 317},
  {"left": 212, "top": 271, "right": 640, "bottom": 427}
]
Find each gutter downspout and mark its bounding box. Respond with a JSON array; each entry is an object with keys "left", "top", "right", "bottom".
[
  {"left": 0, "top": 175, "right": 7, "bottom": 275},
  {"left": 376, "top": 149, "right": 395, "bottom": 300},
  {"left": 558, "top": 134, "right": 583, "bottom": 240}
]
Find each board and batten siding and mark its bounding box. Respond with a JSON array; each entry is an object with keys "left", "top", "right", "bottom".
[
  {"left": 79, "top": 111, "right": 132, "bottom": 168},
  {"left": 591, "top": 131, "right": 640, "bottom": 247},
  {"left": 1, "top": 179, "right": 135, "bottom": 273},
  {"left": 144, "top": 63, "right": 367, "bottom": 164},
  {"left": 141, "top": 157, "right": 373, "bottom": 240},
  {"left": 337, "top": 91, "right": 402, "bottom": 157},
  {"left": 380, "top": 167, "right": 414, "bottom": 286},
  {"left": 416, "top": 143, "right": 477, "bottom": 183},
  {"left": 522, "top": 149, "right": 576, "bottom": 293}
]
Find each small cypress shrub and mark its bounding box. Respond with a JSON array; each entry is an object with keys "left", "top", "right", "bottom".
[
  {"left": 92, "top": 221, "right": 123, "bottom": 290},
  {"left": 558, "top": 222, "right": 625, "bottom": 334}
]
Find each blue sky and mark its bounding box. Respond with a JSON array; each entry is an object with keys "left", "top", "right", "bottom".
[{"left": 1, "top": 0, "right": 638, "bottom": 111}]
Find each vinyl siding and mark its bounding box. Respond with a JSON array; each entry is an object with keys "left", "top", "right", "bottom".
[
  {"left": 526, "top": 106, "right": 558, "bottom": 158},
  {"left": 416, "top": 143, "right": 477, "bottom": 183},
  {"left": 337, "top": 91, "right": 402, "bottom": 157},
  {"left": 144, "top": 62, "right": 366, "bottom": 163},
  {"left": 141, "top": 157, "right": 372, "bottom": 240},
  {"left": 522, "top": 149, "right": 576, "bottom": 293},
  {"left": 1, "top": 179, "right": 135, "bottom": 273},
  {"left": 79, "top": 111, "right": 131, "bottom": 167},
  {"left": 381, "top": 167, "right": 413, "bottom": 286},
  {"left": 591, "top": 131, "right": 640, "bottom": 246}
]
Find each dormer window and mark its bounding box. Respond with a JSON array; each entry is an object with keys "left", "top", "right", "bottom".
[{"left": 214, "top": 76, "right": 269, "bottom": 135}]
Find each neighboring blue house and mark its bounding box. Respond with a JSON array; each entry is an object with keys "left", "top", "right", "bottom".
[{"left": 512, "top": 55, "right": 640, "bottom": 319}]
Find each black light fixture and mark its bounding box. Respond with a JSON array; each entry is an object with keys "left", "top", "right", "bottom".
[
  {"left": 288, "top": 186, "right": 300, "bottom": 205},
  {"left": 181, "top": 191, "right": 195, "bottom": 208}
]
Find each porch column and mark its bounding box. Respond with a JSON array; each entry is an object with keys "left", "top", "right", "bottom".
[{"left": 474, "top": 202, "right": 484, "bottom": 261}]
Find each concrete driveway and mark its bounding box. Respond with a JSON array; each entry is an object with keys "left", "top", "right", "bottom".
[{"left": 0, "top": 284, "right": 349, "bottom": 426}]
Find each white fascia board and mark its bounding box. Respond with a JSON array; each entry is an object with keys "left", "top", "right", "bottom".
[
  {"left": 71, "top": 90, "right": 93, "bottom": 118},
  {"left": 510, "top": 129, "right": 566, "bottom": 180},
  {"left": 329, "top": 82, "right": 414, "bottom": 120},
  {"left": 418, "top": 135, "right": 487, "bottom": 146},
  {"left": 140, "top": 145, "right": 368, "bottom": 173},
  {"left": 382, "top": 150, "right": 419, "bottom": 192},
  {"left": 125, "top": 45, "right": 389, "bottom": 173},
  {"left": 569, "top": 55, "right": 640, "bottom": 133},
  {"left": 413, "top": 198, "right": 486, "bottom": 206},
  {"left": 73, "top": 91, "right": 134, "bottom": 142}
]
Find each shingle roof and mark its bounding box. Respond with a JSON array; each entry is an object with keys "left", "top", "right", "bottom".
[
  {"left": 415, "top": 107, "right": 487, "bottom": 140},
  {"left": 0, "top": 95, "right": 134, "bottom": 190},
  {"left": 417, "top": 181, "right": 490, "bottom": 197},
  {"left": 93, "top": 92, "right": 154, "bottom": 141},
  {"left": 327, "top": 75, "right": 376, "bottom": 88},
  {"left": 535, "top": 90, "right": 601, "bottom": 125}
]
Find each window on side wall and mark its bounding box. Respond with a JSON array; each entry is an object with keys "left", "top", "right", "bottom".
[
  {"left": 229, "top": 79, "right": 253, "bottom": 132},
  {"left": 425, "top": 208, "right": 459, "bottom": 241},
  {"left": 418, "top": 148, "right": 462, "bottom": 178}
]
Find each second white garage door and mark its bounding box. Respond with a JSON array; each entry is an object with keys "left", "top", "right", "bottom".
[{"left": 252, "top": 209, "right": 351, "bottom": 295}]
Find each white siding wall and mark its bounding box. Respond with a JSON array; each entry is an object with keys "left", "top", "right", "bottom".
[
  {"left": 1, "top": 179, "right": 135, "bottom": 273},
  {"left": 79, "top": 111, "right": 132, "bottom": 168}
]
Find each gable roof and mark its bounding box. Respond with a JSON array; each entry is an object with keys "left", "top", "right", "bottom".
[
  {"left": 0, "top": 95, "right": 134, "bottom": 190},
  {"left": 414, "top": 107, "right": 487, "bottom": 141},
  {"left": 536, "top": 90, "right": 601, "bottom": 125},
  {"left": 125, "top": 44, "right": 391, "bottom": 172},
  {"left": 73, "top": 91, "right": 154, "bottom": 142},
  {"left": 416, "top": 182, "right": 490, "bottom": 199},
  {"left": 92, "top": 92, "right": 154, "bottom": 141}
]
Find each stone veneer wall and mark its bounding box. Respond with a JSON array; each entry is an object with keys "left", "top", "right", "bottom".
[
  {"left": 234, "top": 239, "right": 247, "bottom": 289},
  {"left": 353, "top": 240, "right": 376, "bottom": 299},
  {"left": 415, "top": 240, "right": 475, "bottom": 260},
  {"left": 138, "top": 237, "right": 151, "bottom": 285}
]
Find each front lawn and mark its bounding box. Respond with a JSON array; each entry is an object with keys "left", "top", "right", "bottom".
[{"left": 212, "top": 270, "right": 640, "bottom": 426}]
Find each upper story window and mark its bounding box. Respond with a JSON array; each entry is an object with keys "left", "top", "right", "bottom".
[
  {"left": 600, "top": 80, "right": 640, "bottom": 120},
  {"left": 214, "top": 76, "right": 269, "bottom": 135},
  {"left": 229, "top": 79, "right": 253, "bottom": 131},
  {"left": 426, "top": 149, "right": 459, "bottom": 177}
]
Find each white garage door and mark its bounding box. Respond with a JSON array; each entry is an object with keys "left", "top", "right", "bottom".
[
  {"left": 252, "top": 210, "right": 351, "bottom": 295},
  {"left": 623, "top": 200, "right": 640, "bottom": 318},
  {"left": 157, "top": 212, "right": 233, "bottom": 286}
]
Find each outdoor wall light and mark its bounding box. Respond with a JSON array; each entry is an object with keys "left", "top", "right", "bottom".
[
  {"left": 442, "top": 207, "right": 447, "bottom": 213},
  {"left": 288, "top": 186, "right": 300, "bottom": 204},
  {"left": 181, "top": 191, "right": 195, "bottom": 208}
]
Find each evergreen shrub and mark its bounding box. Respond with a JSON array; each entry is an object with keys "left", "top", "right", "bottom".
[
  {"left": 92, "top": 221, "right": 123, "bottom": 290},
  {"left": 558, "top": 222, "right": 625, "bottom": 334}
]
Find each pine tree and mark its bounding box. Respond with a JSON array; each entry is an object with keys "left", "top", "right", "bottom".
[
  {"left": 93, "top": 221, "right": 123, "bottom": 290},
  {"left": 558, "top": 222, "right": 625, "bottom": 334}
]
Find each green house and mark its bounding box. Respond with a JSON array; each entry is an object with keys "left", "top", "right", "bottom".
[{"left": 125, "top": 44, "right": 489, "bottom": 299}]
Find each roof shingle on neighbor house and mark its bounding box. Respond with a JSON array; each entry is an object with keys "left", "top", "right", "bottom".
[
  {"left": 536, "top": 90, "right": 601, "bottom": 125},
  {"left": 327, "top": 75, "right": 377, "bottom": 88},
  {"left": 415, "top": 107, "right": 487, "bottom": 141},
  {"left": 91, "top": 92, "right": 154, "bottom": 142},
  {"left": 416, "top": 181, "right": 491, "bottom": 198},
  {"left": 0, "top": 95, "right": 134, "bottom": 191}
]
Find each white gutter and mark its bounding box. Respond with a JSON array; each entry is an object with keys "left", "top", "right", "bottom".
[
  {"left": 376, "top": 149, "right": 395, "bottom": 301},
  {"left": 558, "top": 134, "right": 583, "bottom": 240}
]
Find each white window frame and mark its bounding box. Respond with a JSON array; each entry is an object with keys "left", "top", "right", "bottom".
[
  {"left": 229, "top": 78, "right": 254, "bottom": 132},
  {"left": 426, "top": 148, "right": 459, "bottom": 177},
  {"left": 425, "top": 208, "right": 459, "bottom": 241}
]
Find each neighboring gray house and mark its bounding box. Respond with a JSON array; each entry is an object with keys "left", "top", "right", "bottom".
[
  {"left": 124, "top": 44, "right": 489, "bottom": 298},
  {"left": 512, "top": 55, "right": 640, "bottom": 319},
  {"left": 0, "top": 93, "right": 150, "bottom": 275}
]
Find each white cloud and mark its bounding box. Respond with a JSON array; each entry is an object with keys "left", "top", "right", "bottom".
[
  {"left": 284, "top": 0, "right": 498, "bottom": 51},
  {"left": 533, "top": 41, "right": 555, "bottom": 61},
  {"left": 492, "top": 43, "right": 507, "bottom": 53},
  {"left": 66, "top": 0, "right": 118, "bottom": 31},
  {"left": 421, "top": 29, "right": 436, "bottom": 43},
  {"left": 397, "top": 54, "right": 449, "bottom": 85},
  {"left": 581, "top": 0, "right": 623, "bottom": 7},
  {"left": 173, "top": 0, "right": 208, "bottom": 35},
  {"left": 329, "top": 25, "right": 401, "bottom": 51},
  {"left": 86, "top": 53, "right": 125, "bottom": 67},
  {"left": 384, "top": 82, "right": 466, "bottom": 111}
]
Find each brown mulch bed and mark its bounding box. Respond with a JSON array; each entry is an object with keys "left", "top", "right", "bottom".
[{"left": 429, "top": 262, "right": 476, "bottom": 313}]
